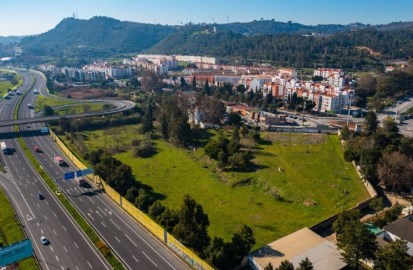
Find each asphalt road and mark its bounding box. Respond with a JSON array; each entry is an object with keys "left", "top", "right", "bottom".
[
  {"left": 0, "top": 71, "right": 112, "bottom": 270},
  {"left": 19, "top": 71, "right": 189, "bottom": 269}
]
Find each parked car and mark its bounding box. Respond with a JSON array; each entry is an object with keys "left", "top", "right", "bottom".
[
  {"left": 34, "top": 146, "right": 41, "bottom": 153},
  {"left": 40, "top": 236, "right": 49, "bottom": 245}
]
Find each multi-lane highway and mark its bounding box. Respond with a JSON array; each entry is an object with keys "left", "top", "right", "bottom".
[
  {"left": 0, "top": 71, "right": 112, "bottom": 270},
  {"left": 4, "top": 70, "right": 189, "bottom": 270}
]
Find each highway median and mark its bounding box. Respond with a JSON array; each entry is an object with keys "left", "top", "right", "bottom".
[{"left": 13, "top": 71, "right": 125, "bottom": 270}]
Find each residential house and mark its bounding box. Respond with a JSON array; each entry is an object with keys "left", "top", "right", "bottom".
[{"left": 382, "top": 218, "right": 413, "bottom": 256}]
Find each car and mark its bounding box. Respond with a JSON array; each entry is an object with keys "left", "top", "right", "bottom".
[
  {"left": 34, "top": 146, "right": 41, "bottom": 153},
  {"left": 36, "top": 192, "right": 44, "bottom": 200},
  {"left": 40, "top": 236, "right": 49, "bottom": 245}
]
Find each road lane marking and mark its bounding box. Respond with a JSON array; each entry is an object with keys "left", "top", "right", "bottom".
[
  {"left": 87, "top": 213, "right": 95, "bottom": 221},
  {"left": 98, "top": 206, "right": 107, "bottom": 216},
  {"left": 63, "top": 246, "right": 68, "bottom": 253},
  {"left": 101, "top": 221, "right": 106, "bottom": 228},
  {"left": 50, "top": 246, "right": 53, "bottom": 252},
  {"left": 44, "top": 215, "right": 48, "bottom": 221},
  {"left": 132, "top": 255, "right": 139, "bottom": 263},
  {"left": 96, "top": 211, "right": 103, "bottom": 218},
  {"left": 124, "top": 233, "right": 137, "bottom": 247},
  {"left": 87, "top": 261, "right": 92, "bottom": 269},
  {"left": 55, "top": 256, "right": 59, "bottom": 262},
  {"left": 109, "top": 219, "right": 121, "bottom": 230},
  {"left": 76, "top": 266, "right": 79, "bottom": 270},
  {"left": 79, "top": 197, "right": 83, "bottom": 202},
  {"left": 41, "top": 229, "right": 44, "bottom": 234},
  {"left": 74, "top": 242, "right": 78, "bottom": 248},
  {"left": 115, "top": 236, "right": 120, "bottom": 243},
  {"left": 142, "top": 251, "right": 158, "bottom": 267},
  {"left": 62, "top": 225, "right": 67, "bottom": 231},
  {"left": 45, "top": 201, "right": 49, "bottom": 205},
  {"left": 53, "top": 212, "right": 57, "bottom": 217},
  {"left": 53, "top": 229, "right": 57, "bottom": 235}
]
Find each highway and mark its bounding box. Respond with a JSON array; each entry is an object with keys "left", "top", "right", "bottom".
[
  {"left": 18, "top": 71, "right": 189, "bottom": 269},
  {"left": 0, "top": 71, "right": 112, "bottom": 270}
]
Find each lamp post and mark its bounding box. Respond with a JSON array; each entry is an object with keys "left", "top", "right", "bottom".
[{"left": 346, "top": 97, "right": 352, "bottom": 126}]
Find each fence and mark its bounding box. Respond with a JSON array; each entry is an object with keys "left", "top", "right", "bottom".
[{"left": 49, "top": 129, "right": 214, "bottom": 270}]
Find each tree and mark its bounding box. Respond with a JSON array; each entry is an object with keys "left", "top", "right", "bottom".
[
  {"left": 277, "top": 260, "right": 294, "bottom": 270},
  {"left": 148, "top": 200, "right": 166, "bottom": 219},
  {"left": 264, "top": 263, "right": 274, "bottom": 270},
  {"left": 333, "top": 211, "right": 377, "bottom": 269},
  {"left": 204, "top": 79, "right": 211, "bottom": 95},
  {"left": 364, "top": 111, "right": 379, "bottom": 135},
  {"left": 192, "top": 75, "right": 197, "bottom": 90},
  {"left": 172, "top": 195, "right": 210, "bottom": 255},
  {"left": 125, "top": 186, "right": 139, "bottom": 202},
  {"left": 377, "top": 151, "right": 413, "bottom": 191},
  {"left": 143, "top": 103, "right": 153, "bottom": 132},
  {"left": 160, "top": 113, "right": 169, "bottom": 140},
  {"left": 369, "top": 197, "right": 383, "bottom": 216},
  {"left": 227, "top": 112, "right": 242, "bottom": 126},
  {"left": 296, "top": 257, "right": 314, "bottom": 270},
  {"left": 134, "top": 189, "right": 153, "bottom": 212},
  {"left": 231, "top": 224, "right": 255, "bottom": 260},
  {"left": 140, "top": 70, "right": 162, "bottom": 92},
  {"left": 374, "top": 240, "right": 413, "bottom": 270},
  {"left": 180, "top": 77, "right": 186, "bottom": 90},
  {"left": 312, "top": 75, "right": 323, "bottom": 82},
  {"left": 340, "top": 125, "right": 351, "bottom": 141},
  {"left": 43, "top": 105, "right": 54, "bottom": 116}
]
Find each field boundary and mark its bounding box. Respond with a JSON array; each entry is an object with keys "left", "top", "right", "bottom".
[{"left": 50, "top": 128, "right": 215, "bottom": 270}]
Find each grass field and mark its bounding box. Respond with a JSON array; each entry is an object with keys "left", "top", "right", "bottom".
[
  {"left": 53, "top": 103, "right": 107, "bottom": 115},
  {"left": 63, "top": 127, "right": 370, "bottom": 248},
  {"left": 0, "top": 189, "right": 38, "bottom": 269},
  {"left": 0, "top": 70, "right": 23, "bottom": 97},
  {"left": 34, "top": 95, "right": 77, "bottom": 113}
]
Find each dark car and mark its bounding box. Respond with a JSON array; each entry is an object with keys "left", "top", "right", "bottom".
[{"left": 37, "top": 192, "right": 44, "bottom": 200}]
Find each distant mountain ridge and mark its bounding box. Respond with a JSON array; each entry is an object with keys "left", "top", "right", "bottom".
[
  {"left": 19, "top": 16, "right": 175, "bottom": 58},
  {"left": 0, "top": 36, "right": 24, "bottom": 44},
  {"left": 17, "top": 16, "right": 413, "bottom": 69}
]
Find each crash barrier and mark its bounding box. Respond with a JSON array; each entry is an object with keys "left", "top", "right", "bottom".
[{"left": 50, "top": 129, "right": 214, "bottom": 270}]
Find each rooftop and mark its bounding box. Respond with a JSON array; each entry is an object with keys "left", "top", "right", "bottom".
[
  {"left": 249, "top": 227, "right": 346, "bottom": 270},
  {"left": 383, "top": 218, "right": 413, "bottom": 243}
]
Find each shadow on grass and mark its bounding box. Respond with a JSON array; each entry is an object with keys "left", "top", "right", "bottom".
[{"left": 224, "top": 163, "right": 269, "bottom": 173}]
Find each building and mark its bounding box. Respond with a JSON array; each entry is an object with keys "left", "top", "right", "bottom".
[
  {"left": 382, "top": 218, "right": 413, "bottom": 256},
  {"left": 249, "top": 227, "right": 346, "bottom": 270}
]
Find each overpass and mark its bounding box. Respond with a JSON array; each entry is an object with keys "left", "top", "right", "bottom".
[{"left": 0, "top": 100, "right": 136, "bottom": 128}]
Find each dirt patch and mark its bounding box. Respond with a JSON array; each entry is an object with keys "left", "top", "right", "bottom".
[
  {"left": 60, "top": 87, "right": 116, "bottom": 99},
  {"left": 266, "top": 132, "right": 327, "bottom": 145}
]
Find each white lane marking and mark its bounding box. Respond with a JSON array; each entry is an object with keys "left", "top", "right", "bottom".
[
  {"left": 132, "top": 255, "right": 139, "bottom": 263},
  {"left": 55, "top": 255, "right": 59, "bottom": 262},
  {"left": 62, "top": 225, "right": 67, "bottom": 232},
  {"left": 76, "top": 266, "right": 79, "bottom": 270},
  {"left": 142, "top": 251, "right": 158, "bottom": 267},
  {"left": 101, "top": 221, "right": 106, "bottom": 228},
  {"left": 53, "top": 212, "right": 57, "bottom": 217},
  {"left": 63, "top": 246, "right": 68, "bottom": 253},
  {"left": 45, "top": 201, "right": 49, "bottom": 205},
  {"left": 50, "top": 246, "right": 53, "bottom": 252},
  {"left": 96, "top": 211, "right": 103, "bottom": 218},
  {"left": 115, "top": 236, "right": 121, "bottom": 243},
  {"left": 98, "top": 206, "right": 107, "bottom": 216},
  {"left": 74, "top": 242, "right": 79, "bottom": 248},
  {"left": 37, "top": 222, "right": 40, "bottom": 227},
  {"left": 124, "top": 233, "right": 137, "bottom": 247},
  {"left": 87, "top": 213, "right": 95, "bottom": 221},
  {"left": 53, "top": 229, "right": 57, "bottom": 235},
  {"left": 87, "top": 261, "right": 92, "bottom": 269},
  {"left": 79, "top": 197, "right": 83, "bottom": 202},
  {"left": 88, "top": 197, "right": 95, "bottom": 204},
  {"left": 44, "top": 215, "right": 48, "bottom": 221},
  {"left": 109, "top": 219, "right": 121, "bottom": 230},
  {"left": 41, "top": 229, "right": 44, "bottom": 234},
  {"left": 37, "top": 203, "right": 40, "bottom": 208}
]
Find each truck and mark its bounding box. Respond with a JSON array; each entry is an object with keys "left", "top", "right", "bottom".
[
  {"left": 1, "top": 142, "right": 9, "bottom": 154},
  {"left": 54, "top": 156, "right": 65, "bottom": 166},
  {"left": 75, "top": 177, "right": 87, "bottom": 187}
]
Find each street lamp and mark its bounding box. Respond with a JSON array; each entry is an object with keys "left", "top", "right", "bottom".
[{"left": 346, "top": 98, "right": 352, "bottom": 126}]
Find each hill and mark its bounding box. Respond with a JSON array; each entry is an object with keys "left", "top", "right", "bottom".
[
  {"left": 147, "top": 25, "right": 413, "bottom": 70},
  {"left": 0, "top": 36, "right": 24, "bottom": 44},
  {"left": 19, "top": 16, "right": 175, "bottom": 58}
]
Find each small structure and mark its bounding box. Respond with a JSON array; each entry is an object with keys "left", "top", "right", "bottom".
[
  {"left": 382, "top": 218, "right": 413, "bottom": 255},
  {"left": 248, "top": 227, "right": 346, "bottom": 270}
]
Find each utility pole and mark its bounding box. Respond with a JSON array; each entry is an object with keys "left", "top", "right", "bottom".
[{"left": 346, "top": 98, "right": 352, "bottom": 126}]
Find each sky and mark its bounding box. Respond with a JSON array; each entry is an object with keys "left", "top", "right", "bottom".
[{"left": 1, "top": 0, "right": 412, "bottom": 36}]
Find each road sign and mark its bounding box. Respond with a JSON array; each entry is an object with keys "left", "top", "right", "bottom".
[
  {"left": 76, "top": 170, "right": 83, "bottom": 177},
  {"left": 40, "top": 127, "right": 49, "bottom": 133},
  {"left": 82, "top": 168, "right": 94, "bottom": 176},
  {"left": 0, "top": 239, "right": 33, "bottom": 267},
  {"left": 63, "top": 171, "right": 75, "bottom": 180}
]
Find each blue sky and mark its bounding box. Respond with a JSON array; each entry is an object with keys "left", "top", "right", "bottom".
[{"left": 1, "top": 0, "right": 412, "bottom": 36}]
